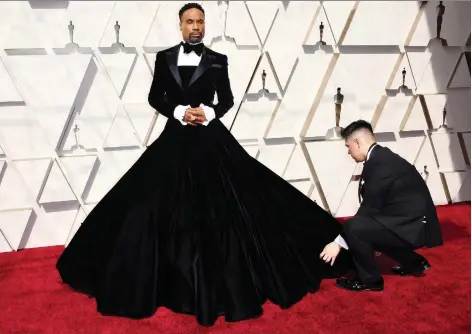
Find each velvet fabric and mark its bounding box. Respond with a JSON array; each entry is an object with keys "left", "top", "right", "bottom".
[{"left": 56, "top": 44, "right": 349, "bottom": 326}]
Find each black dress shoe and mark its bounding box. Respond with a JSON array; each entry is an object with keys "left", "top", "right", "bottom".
[
  {"left": 391, "top": 259, "right": 431, "bottom": 276},
  {"left": 335, "top": 277, "right": 384, "bottom": 292}
]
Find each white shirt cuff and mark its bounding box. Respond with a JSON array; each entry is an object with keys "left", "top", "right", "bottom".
[
  {"left": 334, "top": 234, "right": 349, "bottom": 250},
  {"left": 200, "top": 104, "right": 215, "bottom": 126},
  {"left": 174, "top": 105, "right": 189, "bottom": 125}
]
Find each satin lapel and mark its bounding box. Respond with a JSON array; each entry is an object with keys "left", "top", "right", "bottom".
[
  {"left": 358, "top": 167, "right": 364, "bottom": 203},
  {"left": 166, "top": 45, "right": 183, "bottom": 90},
  {"left": 188, "top": 47, "right": 213, "bottom": 87},
  {"left": 358, "top": 144, "right": 381, "bottom": 203}
]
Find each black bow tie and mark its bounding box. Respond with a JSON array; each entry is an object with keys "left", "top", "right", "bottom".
[{"left": 182, "top": 42, "right": 203, "bottom": 56}]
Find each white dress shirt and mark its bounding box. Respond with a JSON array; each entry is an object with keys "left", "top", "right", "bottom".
[
  {"left": 334, "top": 143, "right": 378, "bottom": 250},
  {"left": 173, "top": 42, "right": 216, "bottom": 126}
]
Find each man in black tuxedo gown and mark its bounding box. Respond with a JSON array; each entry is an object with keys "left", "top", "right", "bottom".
[
  {"left": 148, "top": 2, "right": 233, "bottom": 128},
  {"left": 320, "top": 120, "right": 443, "bottom": 291}
]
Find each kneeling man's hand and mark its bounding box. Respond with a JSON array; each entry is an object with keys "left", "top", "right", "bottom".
[{"left": 320, "top": 242, "right": 341, "bottom": 266}]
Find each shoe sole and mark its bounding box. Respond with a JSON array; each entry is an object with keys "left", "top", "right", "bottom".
[
  {"left": 392, "top": 264, "right": 431, "bottom": 276},
  {"left": 335, "top": 282, "right": 384, "bottom": 292}
]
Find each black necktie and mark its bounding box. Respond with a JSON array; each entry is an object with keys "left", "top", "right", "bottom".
[{"left": 182, "top": 42, "right": 203, "bottom": 56}]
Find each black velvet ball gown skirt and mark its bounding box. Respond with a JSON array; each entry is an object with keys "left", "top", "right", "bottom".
[{"left": 56, "top": 119, "right": 350, "bottom": 326}]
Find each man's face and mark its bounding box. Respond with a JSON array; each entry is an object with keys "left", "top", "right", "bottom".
[
  {"left": 180, "top": 8, "right": 205, "bottom": 43},
  {"left": 345, "top": 137, "right": 365, "bottom": 163}
]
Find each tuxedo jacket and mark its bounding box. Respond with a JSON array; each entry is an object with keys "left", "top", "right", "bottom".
[
  {"left": 357, "top": 145, "right": 443, "bottom": 249},
  {"left": 147, "top": 44, "right": 234, "bottom": 123}
]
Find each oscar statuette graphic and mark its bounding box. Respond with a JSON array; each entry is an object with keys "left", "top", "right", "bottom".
[{"left": 325, "top": 87, "right": 344, "bottom": 140}]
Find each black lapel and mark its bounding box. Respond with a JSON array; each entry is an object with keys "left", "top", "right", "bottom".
[
  {"left": 358, "top": 144, "right": 379, "bottom": 203},
  {"left": 166, "top": 45, "right": 183, "bottom": 90},
  {"left": 358, "top": 165, "right": 365, "bottom": 203},
  {"left": 188, "top": 47, "right": 213, "bottom": 87}
]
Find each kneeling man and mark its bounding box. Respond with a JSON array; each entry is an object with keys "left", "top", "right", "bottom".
[{"left": 320, "top": 120, "right": 443, "bottom": 291}]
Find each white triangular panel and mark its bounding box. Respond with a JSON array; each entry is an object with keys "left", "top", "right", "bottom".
[
  {"left": 257, "top": 142, "right": 294, "bottom": 177},
  {"left": 305, "top": 52, "right": 399, "bottom": 137},
  {"left": 246, "top": 1, "right": 279, "bottom": 46},
  {"left": 0, "top": 2, "right": 49, "bottom": 49},
  {"left": 60, "top": 155, "right": 97, "bottom": 199},
  {"left": 422, "top": 94, "right": 448, "bottom": 129},
  {"left": 0, "top": 162, "right": 33, "bottom": 211},
  {"left": 13, "top": 159, "right": 51, "bottom": 200},
  {"left": 387, "top": 54, "right": 416, "bottom": 90},
  {"left": 0, "top": 209, "right": 32, "bottom": 251},
  {"left": 264, "top": 1, "right": 319, "bottom": 90},
  {"left": 283, "top": 144, "right": 311, "bottom": 181},
  {"left": 0, "top": 106, "right": 53, "bottom": 159},
  {"left": 305, "top": 140, "right": 357, "bottom": 213},
  {"left": 375, "top": 96, "right": 414, "bottom": 133},
  {"left": 124, "top": 104, "right": 156, "bottom": 144},
  {"left": 225, "top": 1, "right": 260, "bottom": 46},
  {"left": 304, "top": 4, "right": 335, "bottom": 46},
  {"left": 39, "top": 161, "right": 77, "bottom": 204},
  {"left": 103, "top": 106, "right": 141, "bottom": 149},
  {"left": 462, "top": 133, "right": 471, "bottom": 162},
  {"left": 25, "top": 207, "right": 79, "bottom": 248},
  {"left": 144, "top": 1, "right": 188, "bottom": 47},
  {"left": 342, "top": 1, "right": 420, "bottom": 46},
  {"left": 414, "top": 139, "right": 448, "bottom": 205},
  {"left": 443, "top": 170, "right": 471, "bottom": 203},
  {"left": 0, "top": 58, "right": 23, "bottom": 103},
  {"left": 246, "top": 53, "right": 280, "bottom": 96},
  {"left": 403, "top": 97, "right": 428, "bottom": 131},
  {"left": 268, "top": 51, "right": 334, "bottom": 138},
  {"left": 52, "top": 1, "right": 114, "bottom": 48},
  {"left": 407, "top": 48, "right": 462, "bottom": 94},
  {"left": 143, "top": 52, "right": 156, "bottom": 75},
  {"left": 5, "top": 54, "right": 91, "bottom": 107},
  {"left": 408, "top": 1, "right": 471, "bottom": 47},
  {"left": 0, "top": 232, "right": 12, "bottom": 252},
  {"left": 210, "top": 42, "right": 261, "bottom": 129},
  {"left": 231, "top": 97, "right": 279, "bottom": 141},
  {"left": 430, "top": 133, "right": 467, "bottom": 172},
  {"left": 100, "top": 53, "right": 137, "bottom": 98},
  {"left": 121, "top": 55, "right": 154, "bottom": 103},
  {"left": 322, "top": 1, "right": 356, "bottom": 44},
  {"left": 32, "top": 106, "right": 72, "bottom": 151},
  {"left": 100, "top": 2, "right": 159, "bottom": 47},
  {"left": 449, "top": 55, "right": 471, "bottom": 88},
  {"left": 444, "top": 88, "right": 471, "bottom": 133},
  {"left": 379, "top": 135, "right": 425, "bottom": 165}
]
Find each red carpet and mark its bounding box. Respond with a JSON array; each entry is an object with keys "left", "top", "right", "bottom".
[{"left": 0, "top": 203, "right": 470, "bottom": 333}]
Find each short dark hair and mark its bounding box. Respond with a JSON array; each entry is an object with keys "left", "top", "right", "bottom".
[
  {"left": 340, "top": 120, "right": 373, "bottom": 139},
  {"left": 179, "top": 3, "right": 204, "bottom": 20}
]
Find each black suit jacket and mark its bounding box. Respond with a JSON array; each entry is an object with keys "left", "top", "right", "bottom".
[
  {"left": 148, "top": 44, "right": 234, "bottom": 121},
  {"left": 357, "top": 145, "right": 443, "bottom": 249}
]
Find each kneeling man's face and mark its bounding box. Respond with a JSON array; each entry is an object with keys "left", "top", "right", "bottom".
[{"left": 345, "top": 137, "right": 364, "bottom": 163}]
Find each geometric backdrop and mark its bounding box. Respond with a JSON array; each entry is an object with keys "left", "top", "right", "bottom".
[{"left": 0, "top": 1, "right": 470, "bottom": 252}]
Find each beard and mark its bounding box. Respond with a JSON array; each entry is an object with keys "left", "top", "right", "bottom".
[{"left": 188, "top": 33, "right": 203, "bottom": 44}]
